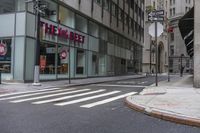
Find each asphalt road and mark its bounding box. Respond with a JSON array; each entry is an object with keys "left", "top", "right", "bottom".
[{"left": 0, "top": 76, "right": 199, "bottom": 133}]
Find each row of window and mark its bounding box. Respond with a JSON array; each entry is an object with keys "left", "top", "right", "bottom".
[
  {"left": 170, "top": 0, "right": 176, "bottom": 5},
  {"left": 94, "top": 0, "right": 144, "bottom": 41}
]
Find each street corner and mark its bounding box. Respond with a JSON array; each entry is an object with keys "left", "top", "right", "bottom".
[
  {"left": 125, "top": 94, "right": 200, "bottom": 128},
  {"left": 124, "top": 95, "right": 156, "bottom": 113}
]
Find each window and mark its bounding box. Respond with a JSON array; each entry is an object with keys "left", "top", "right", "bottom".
[
  {"left": 59, "top": 6, "right": 75, "bottom": 28},
  {"left": 40, "top": 43, "right": 56, "bottom": 75},
  {"left": 170, "top": 45, "right": 174, "bottom": 56},
  {"left": 173, "top": 8, "right": 175, "bottom": 16},
  {"left": 0, "top": 38, "right": 12, "bottom": 73},
  {"left": 76, "top": 49, "right": 86, "bottom": 75},
  {"left": 43, "top": 0, "right": 58, "bottom": 22},
  {"left": 103, "top": 0, "right": 110, "bottom": 10},
  {"left": 0, "top": 0, "right": 15, "bottom": 14},
  {"left": 171, "top": 32, "right": 174, "bottom": 41},
  {"left": 88, "top": 21, "right": 99, "bottom": 38},
  {"left": 170, "top": 9, "right": 172, "bottom": 16},
  {"left": 170, "top": 0, "right": 172, "bottom": 5},
  {"left": 95, "top": 0, "right": 102, "bottom": 6},
  {"left": 57, "top": 45, "right": 69, "bottom": 76},
  {"left": 111, "top": 2, "right": 117, "bottom": 17},
  {"left": 75, "top": 14, "right": 88, "bottom": 33},
  {"left": 153, "top": 1, "right": 156, "bottom": 8}
]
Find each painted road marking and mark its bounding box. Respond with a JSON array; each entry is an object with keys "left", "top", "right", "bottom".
[
  {"left": 55, "top": 91, "right": 120, "bottom": 106},
  {"left": 0, "top": 88, "right": 77, "bottom": 101},
  {"left": 97, "top": 84, "right": 147, "bottom": 88},
  {"left": 0, "top": 87, "right": 64, "bottom": 98},
  {"left": 80, "top": 92, "right": 137, "bottom": 108},
  {"left": 10, "top": 89, "right": 91, "bottom": 103},
  {"left": 32, "top": 89, "right": 106, "bottom": 104}
]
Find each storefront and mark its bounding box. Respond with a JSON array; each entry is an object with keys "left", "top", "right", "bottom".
[{"left": 0, "top": 0, "right": 142, "bottom": 82}]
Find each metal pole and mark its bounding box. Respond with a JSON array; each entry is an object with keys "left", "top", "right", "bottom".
[
  {"left": 69, "top": 47, "right": 71, "bottom": 84},
  {"left": 33, "top": 0, "right": 41, "bottom": 86},
  {"left": 168, "top": 32, "right": 170, "bottom": 82},
  {"left": 155, "top": 20, "right": 158, "bottom": 86},
  {"left": 150, "top": 37, "right": 152, "bottom": 74},
  {"left": 180, "top": 55, "right": 183, "bottom": 77}
]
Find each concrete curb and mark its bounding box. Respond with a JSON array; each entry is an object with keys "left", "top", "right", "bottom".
[
  {"left": 125, "top": 96, "right": 200, "bottom": 127},
  {"left": 0, "top": 75, "right": 146, "bottom": 94},
  {"left": 42, "top": 75, "right": 146, "bottom": 89}
]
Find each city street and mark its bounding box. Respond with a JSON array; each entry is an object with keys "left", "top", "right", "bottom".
[{"left": 0, "top": 76, "right": 199, "bottom": 133}]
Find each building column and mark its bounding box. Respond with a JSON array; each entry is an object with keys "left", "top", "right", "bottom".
[{"left": 194, "top": 0, "right": 200, "bottom": 88}]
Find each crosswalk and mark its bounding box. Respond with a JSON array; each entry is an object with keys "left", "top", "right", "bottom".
[{"left": 0, "top": 87, "right": 137, "bottom": 108}]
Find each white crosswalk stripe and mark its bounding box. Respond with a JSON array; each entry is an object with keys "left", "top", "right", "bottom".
[
  {"left": 32, "top": 89, "right": 106, "bottom": 105},
  {"left": 0, "top": 87, "right": 62, "bottom": 98},
  {"left": 80, "top": 92, "right": 137, "bottom": 108},
  {"left": 10, "top": 89, "right": 90, "bottom": 103},
  {"left": 97, "top": 84, "right": 147, "bottom": 88},
  {"left": 55, "top": 91, "right": 120, "bottom": 106},
  {"left": 0, "top": 87, "right": 138, "bottom": 108},
  {"left": 0, "top": 88, "right": 77, "bottom": 101}
]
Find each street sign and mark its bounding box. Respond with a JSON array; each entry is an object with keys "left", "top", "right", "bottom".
[
  {"left": 148, "top": 10, "right": 164, "bottom": 17},
  {"left": 148, "top": 16, "right": 164, "bottom": 21},
  {"left": 148, "top": 10, "right": 164, "bottom": 22},
  {"left": 148, "top": 22, "right": 164, "bottom": 37}
]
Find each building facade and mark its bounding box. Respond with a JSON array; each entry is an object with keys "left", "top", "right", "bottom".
[
  {"left": 167, "top": 0, "right": 193, "bottom": 73},
  {"left": 0, "top": 0, "right": 144, "bottom": 82},
  {"left": 143, "top": 0, "right": 168, "bottom": 74}
]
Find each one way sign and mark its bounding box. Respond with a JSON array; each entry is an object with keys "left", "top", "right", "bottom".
[{"left": 148, "top": 10, "right": 164, "bottom": 22}]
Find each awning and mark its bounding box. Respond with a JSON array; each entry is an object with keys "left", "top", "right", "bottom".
[{"left": 178, "top": 7, "right": 194, "bottom": 57}]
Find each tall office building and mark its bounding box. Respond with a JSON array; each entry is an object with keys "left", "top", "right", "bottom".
[
  {"left": 167, "top": 0, "right": 194, "bottom": 73},
  {"left": 0, "top": 0, "right": 144, "bottom": 82}
]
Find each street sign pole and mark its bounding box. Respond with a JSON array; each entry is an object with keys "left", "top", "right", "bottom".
[
  {"left": 148, "top": 10, "right": 164, "bottom": 86},
  {"left": 155, "top": 19, "right": 158, "bottom": 86}
]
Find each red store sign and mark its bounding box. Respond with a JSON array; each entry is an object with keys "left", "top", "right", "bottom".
[{"left": 40, "top": 21, "right": 85, "bottom": 44}]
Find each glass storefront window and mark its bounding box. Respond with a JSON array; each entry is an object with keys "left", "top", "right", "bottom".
[
  {"left": 0, "top": 38, "right": 12, "bottom": 73},
  {"left": 57, "top": 45, "right": 69, "bottom": 77},
  {"left": 75, "top": 49, "right": 86, "bottom": 76},
  {"left": 59, "top": 6, "right": 75, "bottom": 28},
  {"left": 40, "top": 43, "right": 56, "bottom": 75},
  {"left": 99, "top": 54, "right": 106, "bottom": 76},
  {"left": 75, "top": 14, "right": 88, "bottom": 33},
  {"left": 90, "top": 52, "right": 99, "bottom": 76}
]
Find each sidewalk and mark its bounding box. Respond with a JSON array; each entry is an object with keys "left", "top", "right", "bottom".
[
  {"left": 0, "top": 74, "right": 145, "bottom": 94},
  {"left": 125, "top": 75, "right": 200, "bottom": 127}
]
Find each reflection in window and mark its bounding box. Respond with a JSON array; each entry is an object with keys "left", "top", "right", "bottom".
[
  {"left": 0, "top": 0, "right": 15, "bottom": 13},
  {"left": 57, "top": 45, "right": 69, "bottom": 75},
  {"left": 75, "top": 15, "right": 88, "bottom": 33},
  {"left": 88, "top": 21, "right": 99, "bottom": 37},
  {"left": 59, "top": 6, "right": 75, "bottom": 28},
  {"left": 76, "top": 49, "right": 85, "bottom": 75},
  {"left": 40, "top": 43, "right": 56, "bottom": 74},
  {"left": 0, "top": 38, "right": 12, "bottom": 73},
  {"left": 42, "top": 0, "right": 57, "bottom": 22}
]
